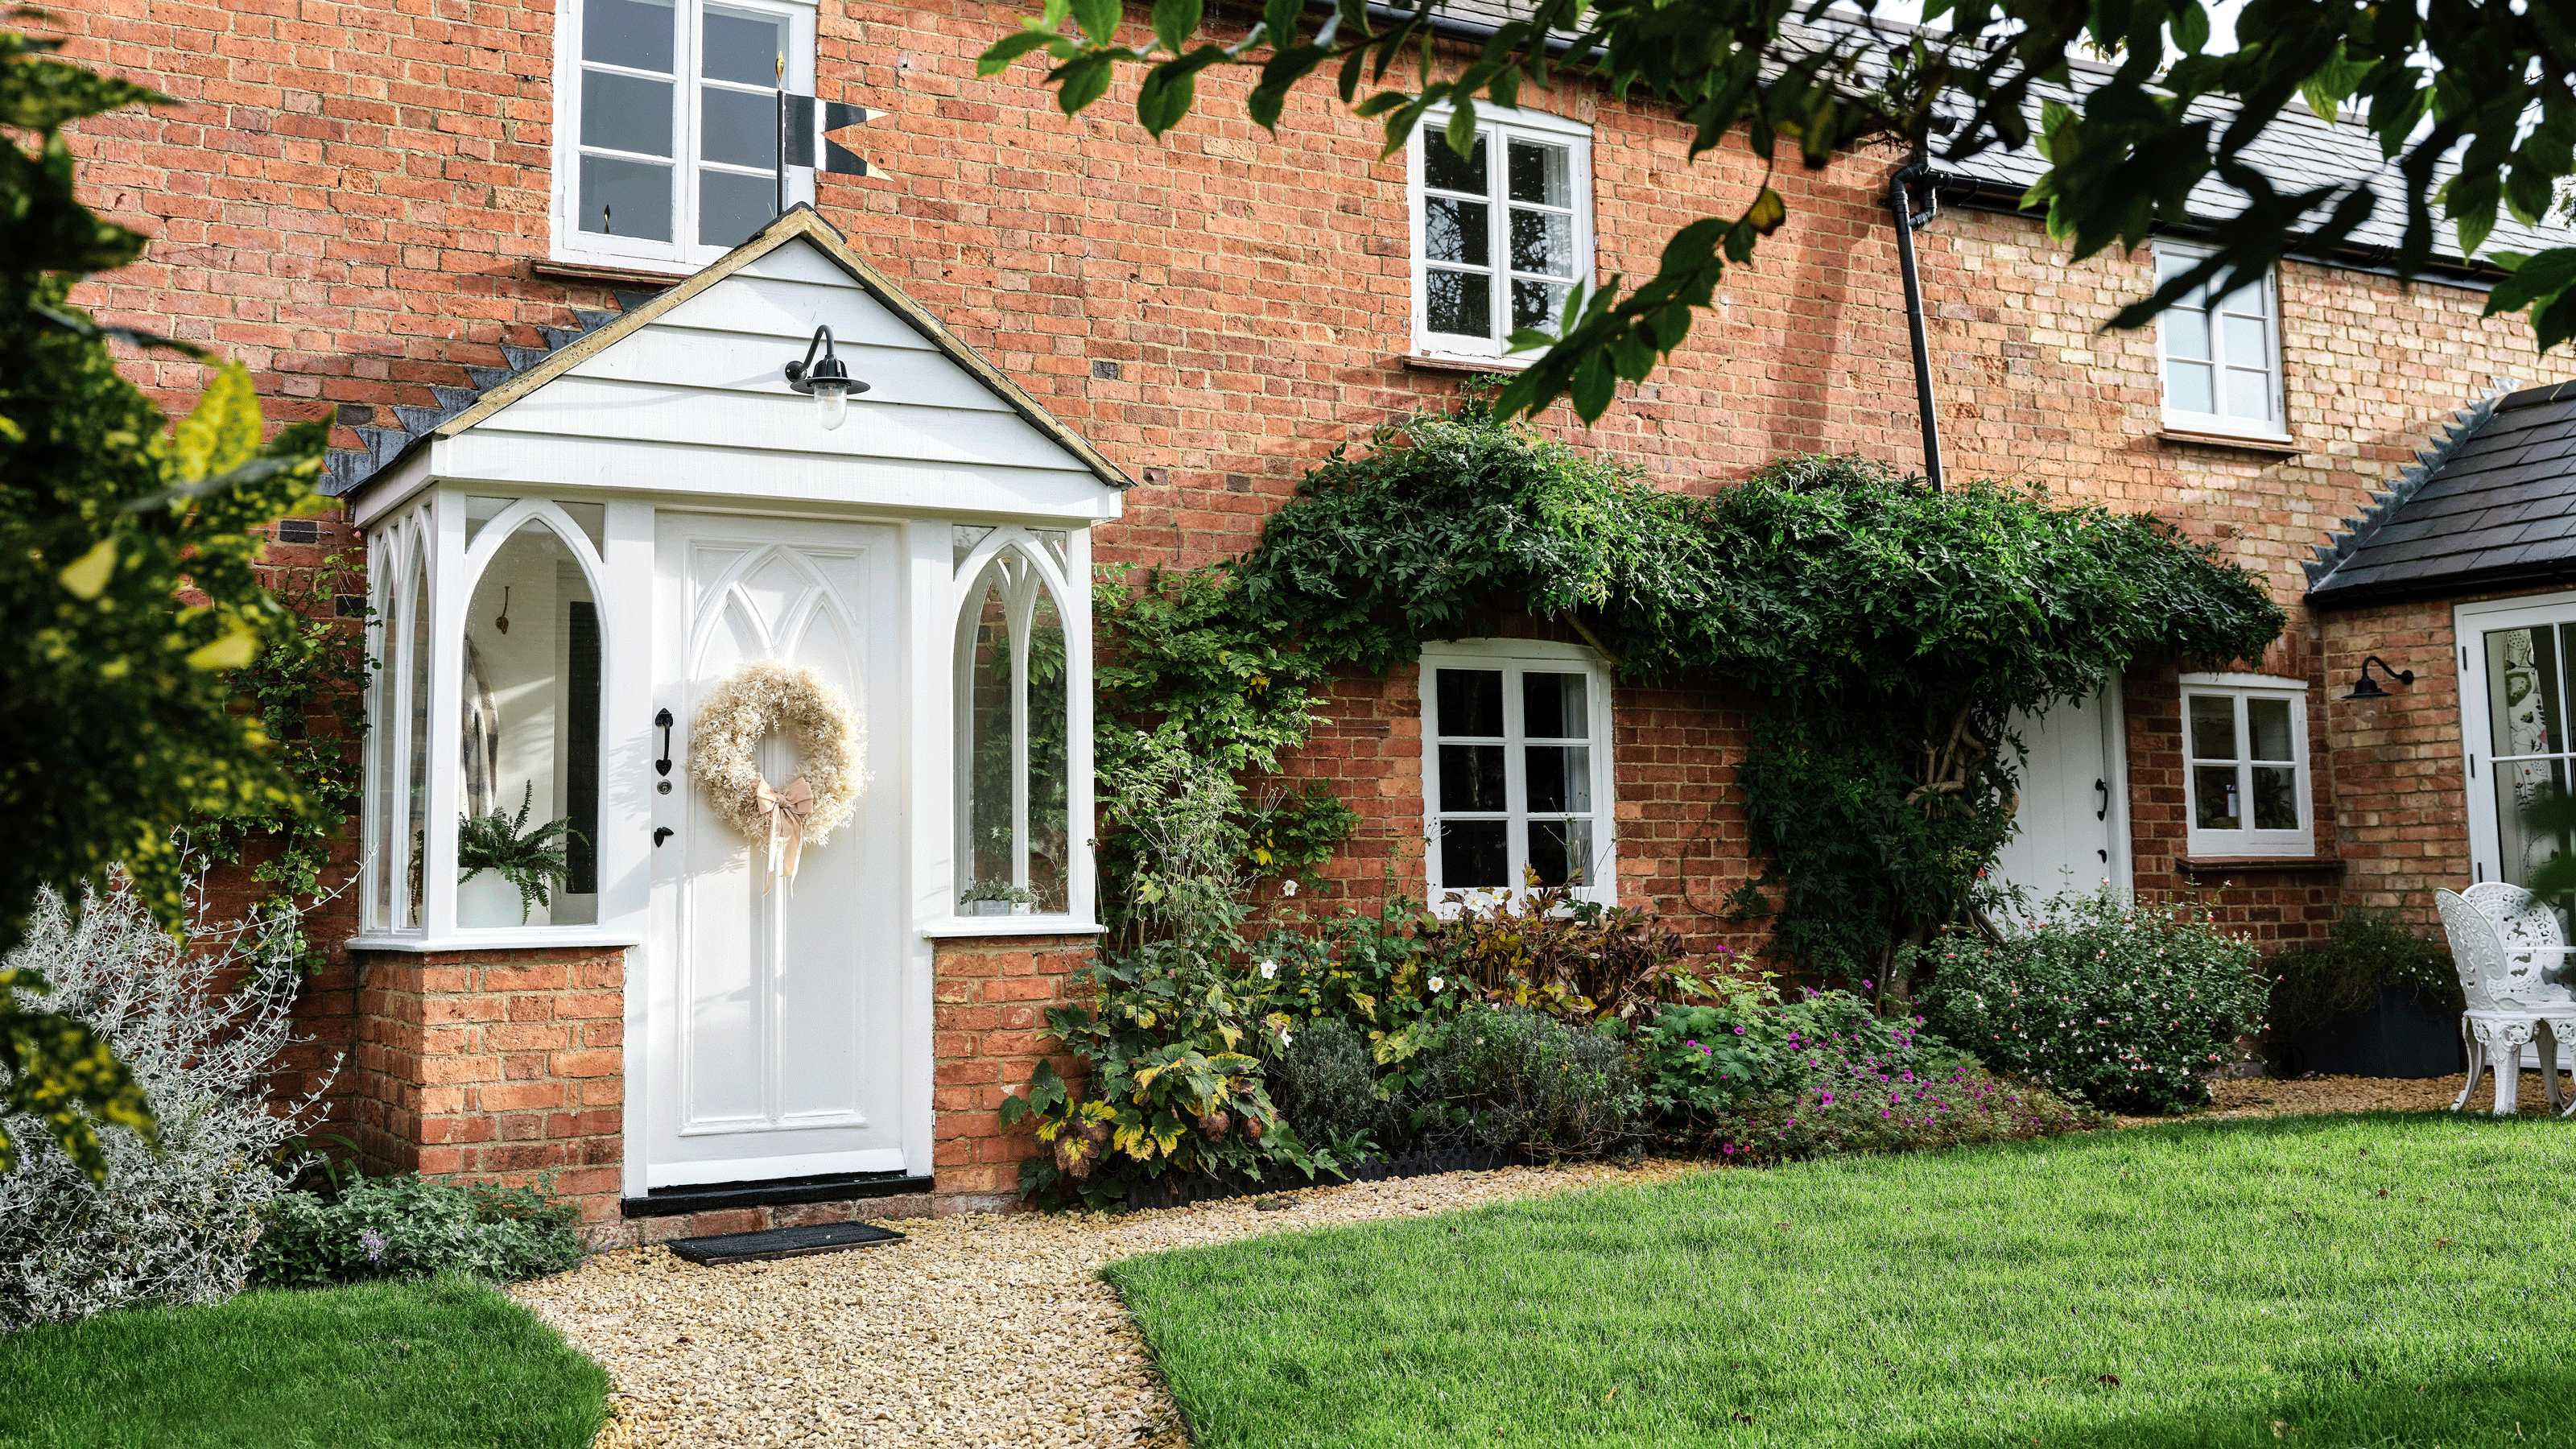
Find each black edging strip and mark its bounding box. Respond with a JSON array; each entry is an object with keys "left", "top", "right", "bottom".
[{"left": 621, "top": 1170, "right": 935, "bottom": 1220}]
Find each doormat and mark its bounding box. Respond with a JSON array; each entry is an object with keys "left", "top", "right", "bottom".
[{"left": 667, "top": 1220, "right": 908, "bottom": 1266}]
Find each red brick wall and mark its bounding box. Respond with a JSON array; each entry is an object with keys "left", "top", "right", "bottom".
[
  {"left": 347, "top": 944, "right": 626, "bottom": 1224},
  {"left": 932, "top": 934, "right": 1092, "bottom": 1212}
]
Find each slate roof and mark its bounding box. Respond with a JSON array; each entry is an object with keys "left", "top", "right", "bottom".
[
  {"left": 322, "top": 295, "right": 646, "bottom": 497},
  {"left": 2305, "top": 382, "right": 2576, "bottom": 607}
]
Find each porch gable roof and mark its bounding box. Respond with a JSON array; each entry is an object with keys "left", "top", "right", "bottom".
[
  {"left": 2306, "top": 381, "right": 2576, "bottom": 608},
  {"left": 328, "top": 206, "right": 1133, "bottom": 502}
]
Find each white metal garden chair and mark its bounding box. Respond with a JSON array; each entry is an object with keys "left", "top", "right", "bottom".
[{"left": 2434, "top": 886, "right": 2576, "bottom": 1117}]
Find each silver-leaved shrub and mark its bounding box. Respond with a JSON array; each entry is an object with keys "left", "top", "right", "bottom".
[
  {"left": 1917, "top": 886, "right": 2267, "bottom": 1114},
  {"left": 0, "top": 881, "right": 322, "bottom": 1330}
]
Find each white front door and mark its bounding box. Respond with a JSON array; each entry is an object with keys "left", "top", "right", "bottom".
[
  {"left": 1988, "top": 680, "right": 2132, "bottom": 913},
  {"left": 644, "top": 514, "right": 906, "bottom": 1189}
]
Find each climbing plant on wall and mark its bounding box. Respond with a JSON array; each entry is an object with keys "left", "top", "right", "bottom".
[{"left": 1102, "top": 394, "right": 2285, "bottom": 980}]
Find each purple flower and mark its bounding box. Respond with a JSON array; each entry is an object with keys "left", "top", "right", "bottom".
[{"left": 359, "top": 1228, "right": 386, "bottom": 1265}]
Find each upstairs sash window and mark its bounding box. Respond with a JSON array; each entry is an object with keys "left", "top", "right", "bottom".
[{"left": 1411, "top": 106, "right": 1593, "bottom": 360}]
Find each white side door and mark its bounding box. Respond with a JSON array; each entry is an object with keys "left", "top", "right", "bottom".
[
  {"left": 644, "top": 514, "right": 906, "bottom": 1188},
  {"left": 1988, "top": 680, "right": 2132, "bottom": 914}
]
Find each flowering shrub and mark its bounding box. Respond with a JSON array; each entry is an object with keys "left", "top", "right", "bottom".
[
  {"left": 0, "top": 880, "right": 321, "bottom": 1330},
  {"left": 1916, "top": 886, "right": 2266, "bottom": 1113},
  {"left": 1402, "top": 1005, "right": 1644, "bottom": 1158},
  {"left": 1426, "top": 885, "right": 1701, "bottom": 1026},
  {"left": 250, "top": 1175, "right": 582, "bottom": 1287}
]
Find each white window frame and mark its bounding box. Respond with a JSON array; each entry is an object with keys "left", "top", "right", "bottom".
[
  {"left": 2153, "top": 239, "right": 2290, "bottom": 441},
  {"left": 947, "top": 526, "right": 1094, "bottom": 929},
  {"left": 2457, "top": 588, "right": 2576, "bottom": 889},
  {"left": 1409, "top": 104, "right": 1595, "bottom": 362},
  {"left": 2178, "top": 671, "right": 2312, "bottom": 857},
  {"left": 1418, "top": 638, "right": 1616, "bottom": 916},
  {"left": 549, "top": 0, "right": 819, "bottom": 272}
]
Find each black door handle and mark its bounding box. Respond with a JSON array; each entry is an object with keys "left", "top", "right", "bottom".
[
  {"left": 654, "top": 828, "right": 674, "bottom": 848},
  {"left": 2095, "top": 778, "right": 2110, "bottom": 821},
  {"left": 654, "top": 709, "right": 674, "bottom": 777}
]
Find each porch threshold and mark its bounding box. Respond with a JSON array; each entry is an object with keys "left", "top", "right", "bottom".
[{"left": 621, "top": 1170, "right": 935, "bottom": 1220}]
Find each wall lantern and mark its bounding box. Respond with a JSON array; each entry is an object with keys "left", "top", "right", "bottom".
[
  {"left": 2344, "top": 654, "right": 2414, "bottom": 700},
  {"left": 783, "top": 325, "right": 869, "bottom": 430}
]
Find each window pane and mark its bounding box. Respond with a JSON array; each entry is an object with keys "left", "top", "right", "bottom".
[
  {"left": 698, "top": 167, "right": 774, "bottom": 247},
  {"left": 1425, "top": 196, "right": 1489, "bottom": 266},
  {"left": 585, "top": 0, "right": 674, "bottom": 72},
  {"left": 2194, "top": 764, "right": 2242, "bottom": 831},
  {"left": 1509, "top": 207, "right": 1573, "bottom": 276},
  {"left": 1439, "top": 743, "right": 1508, "bottom": 812},
  {"left": 2247, "top": 697, "right": 2294, "bottom": 762},
  {"left": 1435, "top": 668, "right": 1504, "bottom": 737},
  {"left": 703, "top": 7, "right": 785, "bottom": 85},
  {"left": 1528, "top": 819, "right": 1592, "bottom": 888},
  {"left": 1426, "top": 269, "right": 1490, "bottom": 338},
  {"left": 961, "top": 574, "right": 1013, "bottom": 901},
  {"left": 2186, "top": 695, "right": 2236, "bottom": 760},
  {"left": 1522, "top": 672, "right": 1587, "bottom": 738},
  {"left": 2487, "top": 626, "right": 2562, "bottom": 758},
  {"left": 700, "top": 85, "right": 776, "bottom": 167},
  {"left": 2222, "top": 313, "right": 2268, "bottom": 368},
  {"left": 2223, "top": 366, "right": 2273, "bottom": 421},
  {"left": 1525, "top": 745, "right": 1591, "bottom": 812},
  {"left": 370, "top": 560, "right": 406, "bottom": 930},
  {"left": 1424, "top": 134, "right": 1487, "bottom": 195},
  {"left": 1026, "top": 584, "right": 1071, "bottom": 914},
  {"left": 2217, "top": 283, "right": 2267, "bottom": 319},
  {"left": 578, "top": 155, "right": 672, "bottom": 240},
  {"left": 2498, "top": 758, "right": 2572, "bottom": 887},
  {"left": 458, "top": 521, "right": 601, "bottom": 927},
  {"left": 582, "top": 71, "right": 674, "bottom": 155},
  {"left": 1506, "top": 138, "right": 1571, "bottom": 206},
  {"left": 2163, "top": 305, "right": 2210, "bottom": 361},
  {"left": 2165, "top": 358, "right": 2214, "bottom": 415},
  {"left": 1511, "top": 279, "right": 1566, "bottom": 334},
  {"left": 403, "top": 563, "right": 431, "bottom": 928},
  {"left": 2252, "top": 765, "right": 2299, "bottom": 831},
  {"left": 1439, "top": 819, "right": 1509, "bottom": 889}
]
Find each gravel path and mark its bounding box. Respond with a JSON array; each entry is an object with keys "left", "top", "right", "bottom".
[
  {"left": 520, "top": 1073, "right": 2561, "bottom": 1448},
  {"left": 514, "top": 1161, "right": 1707, "bottom": 1449}
]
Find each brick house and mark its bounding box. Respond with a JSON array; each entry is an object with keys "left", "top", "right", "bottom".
[{"left": 40, "top": 0, "right": 2574, "bottom": 1242}]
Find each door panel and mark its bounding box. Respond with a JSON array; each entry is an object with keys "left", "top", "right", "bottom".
[
  {"left": 1989, "top": 682, "right": 2130, "bottom": 913},
  {"left": 648, "top": 515, "right": 903, "bottom": 1188}
]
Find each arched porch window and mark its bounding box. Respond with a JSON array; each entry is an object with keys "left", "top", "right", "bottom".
[{"left": 953, "top": 530, "right": 1073, "bottom": 916}]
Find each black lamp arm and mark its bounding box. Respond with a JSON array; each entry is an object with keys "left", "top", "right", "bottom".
[
  {"left": 2362, "top": 654, "right": 2415, "bottom": 687},
  {"left": 783, "top": 325, "right": 837, "bottom": 390}
]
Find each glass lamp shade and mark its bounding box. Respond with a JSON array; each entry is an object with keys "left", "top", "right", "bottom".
[{"left": 813, "top": 379, "right": 850, "bottom": 430}]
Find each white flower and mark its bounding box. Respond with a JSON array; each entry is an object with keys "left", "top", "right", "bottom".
[
  {"left": 1280, "top": 879, "right": 1299, "bottom": 897},
  {"left": 1429, "top": 976, "right": 1446, "bottom": 993},
  {"left": 1257, "top": 959, "right": 1278, "bottom": 980},
  {"left": 1279, "top": 1030, "right": 1294, "bottom": 1047}
]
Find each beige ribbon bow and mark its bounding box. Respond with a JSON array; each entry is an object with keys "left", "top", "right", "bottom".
[{"left": 753, "top": 775, "right": 816, "bottom": 894}]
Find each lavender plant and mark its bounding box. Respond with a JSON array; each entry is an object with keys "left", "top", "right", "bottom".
[
  {"left": 1916, "top": 886, "right": 2266, "bottom": 1114},
  {"left": 0, "top": 877, "right": 328, "bottom": 1330}
]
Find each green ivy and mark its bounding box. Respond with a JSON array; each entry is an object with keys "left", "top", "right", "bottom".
[
  {"left": 192, "top": 554, "right": 370, "bottom": 971},
  {"left": 1110, "top": 395, "right": 2285, "bottom": 985}
]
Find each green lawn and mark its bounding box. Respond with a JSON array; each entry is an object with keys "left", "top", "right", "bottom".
[
  {"left": 1107, "top": 1114, "right": 2576, "bottom": 1447},
  {"left": 0, "top": 1274, "right": 608, "bottom": 1449}
]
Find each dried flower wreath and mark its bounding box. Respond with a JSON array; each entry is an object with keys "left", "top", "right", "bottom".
[{"left": 689, "top": 661, "right": 866, "bottom": 885}]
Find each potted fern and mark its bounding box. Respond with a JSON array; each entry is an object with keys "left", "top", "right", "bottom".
[{"left": 457, "top": 783, "right": 582, "bottom": 927}]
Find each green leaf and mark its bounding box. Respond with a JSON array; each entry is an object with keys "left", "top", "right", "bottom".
[
  {"left": 1137, "top": 60, "right": 1198, "bottom": 135},
  {"left": 1569, "top": 349, "right": 1616, "bottom": 422},
  {"left": 2489, "top": 248, "right": 2576, "bottom": 319},
  {"left": 977, "top": 29, "right": 1061, "bottom": 76},
  {"left": 1445, "top": 99, "right": 1479, "bottom": 161},
  {"left": 1264, "top": 0, "right": 1301, "bottom": 53},
  {"left": 1071, "top": 0, "right": 1121, "bottom": 44},
  {"left": 1744, "top": 187, "right": 1786, "bottom": 237},
  {"left": 1151, "top": 0, "right": 1203, "bottom": 52},
  {"left": 1051, "top": 52, "right": 1117, "bottom": 117},
  {"left": 2169, "top": 2, "right": 2208, "bottom": 56}
]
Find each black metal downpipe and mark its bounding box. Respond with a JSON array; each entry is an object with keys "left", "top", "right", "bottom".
[{"left": 1889, "top": 162, "right": 1945, "bottom": 492}]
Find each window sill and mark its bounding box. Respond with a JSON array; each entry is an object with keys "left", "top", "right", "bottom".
[
  {"left": 2158, "top": 426, "right": 2302, "bottom": 457},
  {"left": 920, "top": 919, "right": 1104, "bottom": 939},
  {"left": 345, "top": 929, "right": 646, "bottom": 954},
  {"left": 1403, "top": 353, "right": 1533, "bottom": 375},
  {"left": 2175, "top": 856, "right": 2346, "bottom": 876},
  {"left": 531, "top": 258, "right": 688, "bottom": 288}
]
